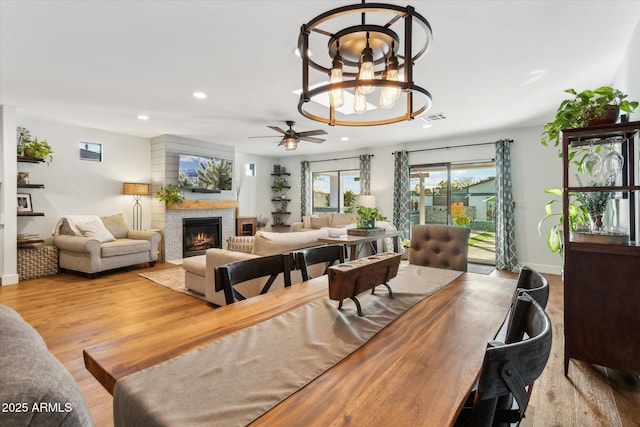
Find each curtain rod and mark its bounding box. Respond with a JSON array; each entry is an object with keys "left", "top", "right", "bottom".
[
  {"left": 306, "top": 154, "right": 374, "bottom": 164},
  {"left": 391, "top": 139, "right": 513, "bottom": 155}
]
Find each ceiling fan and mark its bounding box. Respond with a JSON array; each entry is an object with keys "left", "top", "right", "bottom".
[{"left": 250, "top": 120, "right": 327, "bottom": 150}]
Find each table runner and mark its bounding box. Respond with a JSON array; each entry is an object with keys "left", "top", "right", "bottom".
[{"left": 113, "top": 265, "right": 462, "bottom": 427}]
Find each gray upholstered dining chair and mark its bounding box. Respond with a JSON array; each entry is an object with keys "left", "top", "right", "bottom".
[
  {"left": 295, "top": 244, "right": 346, "bottom": 281},
  {"left": 455, "top": 293, "right": 552, "bottom": 427},
  {"left": 409, "top": 224, "right": 470, "bottom": 271},
  {"left": 214, "top": 253, "right": 293, "bottom": 305}
]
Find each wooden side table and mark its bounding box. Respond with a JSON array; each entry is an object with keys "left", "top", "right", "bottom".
[{"left": 236, "top": 217, "right": 257, "bottom": 236}]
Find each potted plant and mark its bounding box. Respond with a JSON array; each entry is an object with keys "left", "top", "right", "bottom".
[
  {"left": 256, "top": 215, "right": 269, "bottom": 231},
  {"left": 272, "top": 176, "right": 288, "bottom": 193},
  {"left": 156, "top": 184, "right": 185, "bottom": 206},
  {"left": 541, "top": 86, "right": 638, "bottom": 148},
  {"left": 355, "top": 206, "right": 387, "bottom": 229},
  {"left": 16, "top": 127, "right": 54, "bottom": 164},
  {"left": 574, "top": 176, "right": 613, "bottom": 231}
]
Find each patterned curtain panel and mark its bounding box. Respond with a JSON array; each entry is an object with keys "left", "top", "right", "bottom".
[
  {"left": 495, "top": 139, "right": 518, "bottom": 271},
  {"left": 393, "top": 150, "right": 410, "bottom": 239},
  {"left": 300, "top": 161, "right": 311, "bottom": 217},
  {"left": 359, "top": 154, "right": 372, "bottom": 195}
]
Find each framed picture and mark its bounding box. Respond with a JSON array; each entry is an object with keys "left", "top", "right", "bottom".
[
  {"left": 17, "top": 172, "right": 29, "bottom": 184},
  {"left": 79, "top": 142, "right": 102, "bottom": 161},
  {"left": 17, "top": 193, "right": 33, "bottom": 212}
]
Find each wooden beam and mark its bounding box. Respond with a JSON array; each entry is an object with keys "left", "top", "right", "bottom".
[{"left": 167, "top": 199, "right": 238, "bottom": 210}]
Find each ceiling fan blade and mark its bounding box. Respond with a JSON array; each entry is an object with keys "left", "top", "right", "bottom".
[
  {"left": 277, "top": 139, "right": 285, "bottom": 146},
  {"left": 299, "top": 136, "right": 325, "bottom": 143},
  {"left": 267, "top": 126, "right": 287, "bottom": 135},
  {"left": 296, "top": 129, "right": 328, "bottom": 137}
]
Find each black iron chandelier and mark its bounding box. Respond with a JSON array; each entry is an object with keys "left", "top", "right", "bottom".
[{"left": 297, "top": 1, "right": 433, "bottom": 126}]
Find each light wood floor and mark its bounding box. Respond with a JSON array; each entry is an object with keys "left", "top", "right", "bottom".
[{"left": 1, "top": 263, "right": 638, "bottom": 427}]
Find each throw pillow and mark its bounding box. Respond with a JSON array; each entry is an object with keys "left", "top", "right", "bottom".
[
  {"left": 75, "top": 219, "right": 116, "bottom": 243},
  {"left": 310, "top": 216, "right": 330, "bottom": 229},
  {"left": 330, "top": 213, "right": 356, "bottom": 227},
  {"left": 100, "top": 213, "right": 129, "bottom": 239},
  {"left": 302, "top": 215, "right": 318, "bottom": 229},
  {"left": 227, "top": 236, "right": 255, "bottom": 253}
]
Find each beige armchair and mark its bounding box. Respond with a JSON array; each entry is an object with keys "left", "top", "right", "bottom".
[
  {"left": 53, "top": 213, "right": 160, "bottom": 278},
  {"left": 408, "top": 224, "right": 470, "bottom": 271}
]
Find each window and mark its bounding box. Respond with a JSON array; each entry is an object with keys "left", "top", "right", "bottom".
[{"left": 312, "top": 170, "right": 359, "bottom": 213}]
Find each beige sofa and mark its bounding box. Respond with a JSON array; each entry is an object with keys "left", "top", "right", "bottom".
[
  {"left": 183, "top": 228, "right": 330, "bottom": 306},
  {"left": 53, "top": 213, "right": 161, "bottom": 277},
  {"left": 291, "top": 212, "right": 356, "bottom": 232}
]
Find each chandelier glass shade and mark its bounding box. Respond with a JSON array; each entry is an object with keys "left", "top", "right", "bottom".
[{"left": 298, "top": 2, "right": 433, "bottom": 126}]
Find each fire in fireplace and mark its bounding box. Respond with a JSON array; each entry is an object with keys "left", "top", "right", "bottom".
[{"left": 183, "top": 217, "right": 222, "bottom": 257}]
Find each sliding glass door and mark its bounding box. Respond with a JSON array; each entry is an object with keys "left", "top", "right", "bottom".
[
  {"left": 409, "top": 161, "right": 496, "bottom": 264},
  {"left": 312, "top": 170, "right": 360, "bottom": 213}
]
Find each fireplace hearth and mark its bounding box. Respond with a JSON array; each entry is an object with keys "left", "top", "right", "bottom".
[{"left": 183, "top": 217, "right": 221, "bottom": 257}]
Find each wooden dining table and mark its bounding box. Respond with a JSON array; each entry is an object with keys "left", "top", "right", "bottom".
[{"left": 84, "top": 266, "right": 516, "bottom": 426}]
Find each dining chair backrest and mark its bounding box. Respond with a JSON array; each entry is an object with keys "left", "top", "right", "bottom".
[
  {"left": 409, "top": 224, "right": 470, "bottom": 271},
  {"left": 514, "top": 265, "right": 549, "bottom": 309},
  {"left": 295, "top": 244, "right": 346, "bottom": 281},
  {"left": 215, "top": 253, "right": 293, "bottom": 305},
  {"left": 457, "top": 293, "right": 552, "bottom": 427}
]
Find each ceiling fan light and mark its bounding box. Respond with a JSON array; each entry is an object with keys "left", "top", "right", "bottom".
[{"left": 283, "top": 137, "right": 298, "bottom": 151}]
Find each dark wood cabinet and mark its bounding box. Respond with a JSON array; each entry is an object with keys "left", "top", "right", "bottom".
[
  {"left": 235, "top": 217, "right": 257, "bottom": 236},
  {"left": 561, "top": 120, "right": 640, "bottom": 376}
]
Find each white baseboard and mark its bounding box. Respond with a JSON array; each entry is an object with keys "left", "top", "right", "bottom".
[{"left": 1, "top": 274, "right": 20, "bottom": 285}]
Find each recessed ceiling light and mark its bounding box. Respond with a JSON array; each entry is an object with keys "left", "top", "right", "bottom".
[
  {"left": 422, "top": 123, "right": 432, "bottom": 129},
  {"left": 341, "top": 136, "right": 349, "bottom": 141},
  {"left": 193, "top": 91, "right": 207, "bottom": 99},
  {"left": 137, "top": 115, "right": 149, "bottom": 120}
]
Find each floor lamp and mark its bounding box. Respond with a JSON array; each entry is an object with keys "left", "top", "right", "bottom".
[{"left": 123, "top": 183, "right": 150, "bottom": 230}]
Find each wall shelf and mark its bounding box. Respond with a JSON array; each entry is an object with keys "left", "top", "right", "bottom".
[
  {"left": 18, "top": 184, "right": 45, "bottom": 189},
  {"left": 17, "top": 156, "right": 45, "bottom": 163}
]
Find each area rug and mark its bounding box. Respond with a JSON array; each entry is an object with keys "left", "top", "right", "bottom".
[{"left": 139, "top": 268, "right": 208, "bottom": 301}]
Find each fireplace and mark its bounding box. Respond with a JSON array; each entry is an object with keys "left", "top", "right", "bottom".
[{"left": 182, "top": 217, "right": 222, "bottom": 257}]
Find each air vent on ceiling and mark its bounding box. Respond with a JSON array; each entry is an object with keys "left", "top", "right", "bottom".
[{"left": 421, "top": 112, "right": 448, "bottom": 122}]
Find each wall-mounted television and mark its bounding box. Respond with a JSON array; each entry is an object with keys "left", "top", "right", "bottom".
[{"left": 178, "top": 153, "right": 233, "bottom": 192}]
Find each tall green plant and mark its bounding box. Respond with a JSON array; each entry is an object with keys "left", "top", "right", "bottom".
[{"left": 537, "top": 188, "right": 589, "bottom": 256}]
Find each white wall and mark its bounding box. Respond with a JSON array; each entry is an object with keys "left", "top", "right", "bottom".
[
  {"left": 14, "top": 117, "right": 152, "bottom": 238},
  {"left": 613, "top": 19, "right": 640, "bottom": 109}
]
